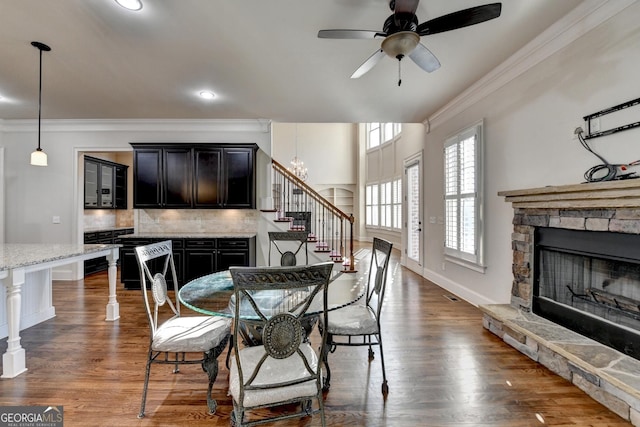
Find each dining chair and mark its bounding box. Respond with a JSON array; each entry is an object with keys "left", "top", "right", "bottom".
[
  {"left": 134, "top": 240, "right": 231, "bottom": 418},
  {"left": 320, "top": 237, "right": 393, "bottom": 395},
  {"left": 228, "top": 262, "right": 334, "bottom": 427},
  {"left": 268, "top": 231, "right": 309, "bottom": 266}
]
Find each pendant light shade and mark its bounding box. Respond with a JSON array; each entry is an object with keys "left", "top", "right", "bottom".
[{"left": 30, "top": 41, "right": 51, "bottom": 167}]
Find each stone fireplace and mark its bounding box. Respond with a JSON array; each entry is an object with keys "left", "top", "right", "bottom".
[{"left": 480, "top": 179, "right": 640, "bottom": 426}]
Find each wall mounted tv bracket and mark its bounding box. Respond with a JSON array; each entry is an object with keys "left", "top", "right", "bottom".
[{"left": 583, "top": 96, "right": 640, "bottom": 140}]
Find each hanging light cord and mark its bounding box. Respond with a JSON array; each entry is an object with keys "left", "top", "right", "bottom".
[
  {"left": 37, "top": 46, "right": 43, "bottom": 150},
  {"left": 575, "top": 127, "right": 639, "bottom": 182}
]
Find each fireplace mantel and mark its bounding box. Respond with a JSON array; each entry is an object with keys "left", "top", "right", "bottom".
[{"left": 498, "top": 179, "right": 640, "bottom": 209}]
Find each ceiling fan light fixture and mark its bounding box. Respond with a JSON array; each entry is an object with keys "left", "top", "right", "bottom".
[
  {"left": 381, "top": 31, "right": 419, "bottom": 58},
  {"left": 115, "top": 0, "right": 142, "bottom": 11}
]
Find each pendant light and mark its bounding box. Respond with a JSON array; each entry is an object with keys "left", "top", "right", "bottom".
[{"left": 30, "top": 41, "right": 51, "bottom": 167}]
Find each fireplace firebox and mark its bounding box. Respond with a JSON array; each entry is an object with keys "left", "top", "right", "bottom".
[{"left": 534, "top": 227, "right": 640, "bottom": 360}]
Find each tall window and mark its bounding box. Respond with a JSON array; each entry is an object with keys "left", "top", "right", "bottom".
[
  {"left": 444, "top": 122, "right": 484, "bottom": 267},
  {"left": 367, "top": 123, "right": 402, "bottom": 149},
  {"left": 365, "top": 184, "right": 379, "bottom": 226},
  {"left": 380, "top": 181, "right": 392, "bottom": 227},
  {"left": 392, "top": 178, "right": 402, "bottom": 230},
  {"left": 366, "top": 179, "right": 401, "bottom": 230}
]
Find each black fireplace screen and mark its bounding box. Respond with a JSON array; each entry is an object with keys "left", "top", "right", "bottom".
[
  {"left": 534, "top": 227, "right": 640, "bottom": 360},
  {"left": 538, "top": 249, "right": 640, "bottom": 331}
]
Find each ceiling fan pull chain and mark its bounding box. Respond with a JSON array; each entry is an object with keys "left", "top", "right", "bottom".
[{"left": 398, "top": 57, "right": 402, "bottom": 86}]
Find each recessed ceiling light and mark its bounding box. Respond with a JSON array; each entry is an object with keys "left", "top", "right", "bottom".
[
  {"left": 199, "top": 90, "right": 216, "bottom": 100},
  {"left": 115, "top": 0, "right": 142, "bottom": 11}
]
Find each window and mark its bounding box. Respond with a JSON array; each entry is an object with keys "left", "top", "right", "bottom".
[
  {"left": 380, "top": 181, "right": 392, "bottom": 228},
  {"left": 365, "top": 184, "right": 379, "bottom": 226},
  {"left": 367, "top": 123, "right": 402, "bottom": 149},
  {"left": 392, "top": 179, "right": 402, "bottom": 230},
  {"left": 444, "top": 122, "right": 484, "bottom": 268},
  {"left": 366, "top": 179, "right": 401, "bottom": 230}
]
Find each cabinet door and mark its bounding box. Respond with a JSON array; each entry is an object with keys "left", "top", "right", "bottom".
[
  {"left": 193, "top": 148, "right": 222, "bottom": 207},
  {"left": 84, "top": 160, "right": 99, "bottom": 208},
  {"left": 163, "top": 148, "right": 193, "bottom": 207},
  {"left": 133, "top": 149, "right": 162, "bottom": 208},
  {"left": 184, "top": 250, "right": 216, "bottom": 283},
  {"left": 223, "top": 147, "right": 255, "bottom": 208},
  {"left": 114, "top": 165, "right": 128, "bottom": 209},
  {"left": 99, "top": 164, "right": 114, "bottom": 208}
]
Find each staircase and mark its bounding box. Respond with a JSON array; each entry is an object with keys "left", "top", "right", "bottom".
[{"left": 267, "top": 159, "right": 356, "bottom": 272}]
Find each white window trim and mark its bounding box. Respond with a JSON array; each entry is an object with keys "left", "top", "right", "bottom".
[
  {"left": 443, "top": 120, "right": 485, "bottom": 272},
  {"left": 365, "top": 177, "right": 402, "bottom": 231}
]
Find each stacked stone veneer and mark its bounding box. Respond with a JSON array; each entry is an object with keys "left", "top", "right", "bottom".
[
  {"left": 481, "top": 181, "right": 640, "bottom": 426},
  {"left": 510, "top": 207, "right": 640, "bottom": 311}
]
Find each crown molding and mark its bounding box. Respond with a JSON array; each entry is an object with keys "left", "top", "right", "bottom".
[
  {"left": 0, "top": 118, "right": 272, "bottom": 133},
  {"left": 424, "top": 0, "right": 637, "bottom": 131}
]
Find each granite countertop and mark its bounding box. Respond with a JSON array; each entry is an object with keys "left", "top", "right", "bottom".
[
  {"left": 84, "top": 226, "right": 135, "bottom": 233},
  {"left": 0, "top": 243, "right": 121, "bottom": 271},
  {"left": 119, "top": 232, "right": 257, "bottom": 239}
]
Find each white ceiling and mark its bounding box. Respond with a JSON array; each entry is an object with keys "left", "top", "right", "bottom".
[{"left": 0, "top": 0, "right": 582, "bottom": 123}]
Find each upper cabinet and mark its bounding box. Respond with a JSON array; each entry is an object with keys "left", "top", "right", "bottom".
[
  {"left": 131, "top": 143, "right": 257, "bottom": 209},
  {"left": 84, "top": 156, "right": 128, "bottom": 209}
]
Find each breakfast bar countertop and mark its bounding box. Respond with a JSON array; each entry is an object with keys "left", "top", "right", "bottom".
[
  {"left": 118, "top": 232, "right": 257, "bottom": 239},
  {"left": 0, "top": 243, "right": 122, "bottom": 271}
]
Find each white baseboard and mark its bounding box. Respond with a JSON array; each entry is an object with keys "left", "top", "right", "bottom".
[{"left": 423, "top": 268, "right": 497, "bottom": 307}]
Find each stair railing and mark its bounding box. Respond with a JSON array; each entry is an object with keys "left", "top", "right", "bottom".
[{"left": 271, "top": 158, "right": 356, "bottom": 272}]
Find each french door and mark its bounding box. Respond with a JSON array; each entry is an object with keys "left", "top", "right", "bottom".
[{"left": 404, "top": 153, "right": 423, "bottom": 274}]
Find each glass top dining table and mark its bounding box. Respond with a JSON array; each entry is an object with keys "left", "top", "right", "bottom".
[{"left": 178, "top": 266, "right": 367, "bottom": 319}]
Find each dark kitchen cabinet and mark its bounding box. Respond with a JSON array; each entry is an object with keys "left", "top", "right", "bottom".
[
  {"left": 84, "top": 156, "right": 128, "bottom": 209},
  {"left": 131, "top": 143, "right": 257, "bottom": 209},
  {"left": 132, "top": 146, "right": 192, "bottom": 208},
  {"left": 217, "top": 238, "right": 254, "bottom": 271},
  {"left": 223, "top": 147, "right": 255, "bottom": 208},
  {"left": 120, "top": 236, "right": 255, "bottom": 289},
  {"left": 193, "top": 148, "right": 222, "bottom": 207},
  {"left": 164, "top": 148, "right": 192, "bottom": 207},
  {"left": 184, "top": 239, "right": 217, "bottom": 283},
  {"left": 83, "top": 228, "right": 133, "bottom": 276}
]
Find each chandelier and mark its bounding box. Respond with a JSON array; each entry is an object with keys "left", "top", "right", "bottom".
[
  {"left": 288, "top": 156, "right": 308, "bottom": 181},
  {"left": 288, "top": 124, "right": 308, "bottom": 181}
]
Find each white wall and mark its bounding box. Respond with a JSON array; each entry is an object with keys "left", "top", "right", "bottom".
[
  {"left": 421, "top": 1, "right": 640, "bottom": 306},
  {"left": 271, "top": 123, "right": 356, "bottom": 186},
  {"left": 0, "top": 120, "right": 271, "bottom": 246}
]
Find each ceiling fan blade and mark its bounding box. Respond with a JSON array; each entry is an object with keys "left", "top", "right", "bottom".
[
  {"left": 318, "top": 29, "right": 386, "bottom": 39},
  {"left": 351, "top": 49, "right": 386, "bottom": 79},
  {"left": 390, "top": 0, "right": 419, "bottom": 14},
  {"left": 408, "top": 43, "right": 441, "bottom": 73},
  {"left": 417, "top": 3, "right": 502, "bottom": 36}
]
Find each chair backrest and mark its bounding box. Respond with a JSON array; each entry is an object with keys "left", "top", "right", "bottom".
[
  {"left": 365, "top": 237, "right": 393, "bottom": 319},
  {"left": 135, "top": 240, "right": 181, "bottom": 336},
  {"left": 268, "top": 231, "right": 309, "bottom": 266},
  {"left": 229, "top": 262, "right": 333, "bottom": 391}
]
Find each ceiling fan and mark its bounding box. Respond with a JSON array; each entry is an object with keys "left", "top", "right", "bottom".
[{"left": 318, "top": 0, "right": 502, "bottom": 85}]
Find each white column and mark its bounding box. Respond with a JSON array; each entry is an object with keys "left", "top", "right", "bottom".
[
  {"left": 105, "top": 248, "right": 120, "bottom": 321},
  {"left": 2, "top": 268, "right": 27, "bottom": 378}
]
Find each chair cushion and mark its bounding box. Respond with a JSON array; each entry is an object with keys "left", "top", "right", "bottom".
[
  {"left": 152, "top": 316, "right": 231, "bottom": 353},
  {"left": 325, "top": 304, "right": 378, "bottom": 335},
  {"left": 229, "top": 343, "right": 320, "bottom": 408}
]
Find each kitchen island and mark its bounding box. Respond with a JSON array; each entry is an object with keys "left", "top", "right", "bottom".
[{"left": 0, "top": 243, "right": 121, "bottom": 378}]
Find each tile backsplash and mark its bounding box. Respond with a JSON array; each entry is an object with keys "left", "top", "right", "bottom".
[{"left": 136, "top": 209, "right": 260, "bottom": 233}]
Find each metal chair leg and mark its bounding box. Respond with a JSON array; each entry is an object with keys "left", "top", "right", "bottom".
[
  {"left": 377, "top": 334, "right": 389, "bottom": 395},
  {"left": 138, "top": 349, "right": 153, "bottom": 418}
]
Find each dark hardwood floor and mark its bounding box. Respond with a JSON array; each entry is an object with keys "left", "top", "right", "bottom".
[{"left": 0, "top": 248, "right": 632, "bottom": 426}]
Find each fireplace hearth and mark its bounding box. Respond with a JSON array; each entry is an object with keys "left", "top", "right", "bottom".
[
  {"left": 534, "top": 227, "right": 640, "bottom": 360},
  {"left": 481, "top": 180, "right": 640, "bottom": 426}
]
